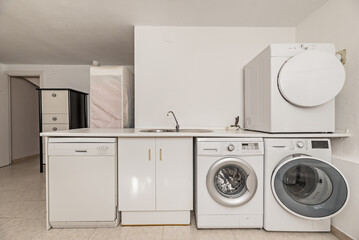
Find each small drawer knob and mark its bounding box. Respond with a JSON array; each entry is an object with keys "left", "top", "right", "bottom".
[
  {"left": 52, "top": 127, "right": 57, "bottom": 131},
  {"left": 52, "top": 117, "right": 57, "bottom": 121},
  {"left": 52, "top": 93, "right": 57, "bottom": 97}
]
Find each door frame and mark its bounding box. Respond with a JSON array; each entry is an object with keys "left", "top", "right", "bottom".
[{"left": 4, "top": 70, "right": 43, "bottom": 165}]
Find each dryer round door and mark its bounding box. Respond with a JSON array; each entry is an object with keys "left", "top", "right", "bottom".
[
  {"left": 277, "top": 51, "right": 345, "bottom": 107},
  {"left": 206, "top": 157, "right": 258, "bottom": 207},
  {"left": 272, "top": 156, "right": 349, "bottom": 219}
]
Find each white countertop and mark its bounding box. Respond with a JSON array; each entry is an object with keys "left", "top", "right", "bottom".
[{"left": 40, "top": 128, "right": 350, "bottom": 138}]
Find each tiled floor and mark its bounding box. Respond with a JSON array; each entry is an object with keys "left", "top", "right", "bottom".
[{"left": 0, "top": 157, "right": 339, "bottom": 240}]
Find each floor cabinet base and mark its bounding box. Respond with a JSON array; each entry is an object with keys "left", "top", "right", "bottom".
[{"left": 121, "top": 211, "right": 190, "bottom": 225}]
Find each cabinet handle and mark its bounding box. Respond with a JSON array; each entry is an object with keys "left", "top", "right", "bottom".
[
  {"left": 52, "top": 127, "right": 57, "bottom": 131},
  {"left": 52, "top": 93, "right": 57, "bottom": 97},
  {"left": 160, "top": 149, "right": 162, "bottom": 160},
  {"left": 52, "top": 117, "right": 57, "bottom": 121},
  {"left": 149, "top": 149, "right": 151, "bottom": 160}
]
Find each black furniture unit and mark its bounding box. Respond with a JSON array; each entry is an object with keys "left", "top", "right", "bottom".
[{"left": 37, "top": 88, "right": 88, "bottom": 172}]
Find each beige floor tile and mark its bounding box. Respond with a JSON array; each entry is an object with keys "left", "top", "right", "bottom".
[
  {"left": 288, "top": 232, "right": 338, "bottom": 240},
  {"left": 0, "top": 218, "right": 10, "bottom": 226},
  {"left": 0, "top": 217, "right": 59, "bottom": 240},
  {"left": 233, "top": 229, "right": 293, "bottom": 240},
  {"left": 0, "top": 200, "right": 46, "bottom": 219},
  {"left": 163, "top": 226, "right": 195, "bottom": 240},
  {"left": 52, "top": 228, "right": 96, "bottom": 240},
  {"left": 196, "top": 229, "right": 236, "bottom": 240},
  {"left": 122, "top": 226, "right": 163, "bottom": 240},
  {"left": 89, "top": 227, "right": 124, "bottom": 240}
]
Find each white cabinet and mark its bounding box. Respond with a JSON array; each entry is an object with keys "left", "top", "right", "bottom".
[
  {"left": 118, "top": 138, "right": 156, "bottom": 211},
  {"left": 118, "top": 137, "right": 193, "bottom": 225}
]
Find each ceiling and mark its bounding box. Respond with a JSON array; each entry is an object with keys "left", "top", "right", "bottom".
[{"left": 0, "top": 0, "right": 327, "bottom": 65}]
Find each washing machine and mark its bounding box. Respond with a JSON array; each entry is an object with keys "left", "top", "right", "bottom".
[
  {"left": 244, "top": 43, "right": 346, "bottom": 133},
  {"left": 264, "top": 138, "right": 349, "bottom": 232},
  {"left": 195, "top": 138, "right": 263, "bottom": 229}
]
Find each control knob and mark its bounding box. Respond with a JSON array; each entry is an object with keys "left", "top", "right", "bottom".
[
  {"left": 227, "top": 144, "right": 235, "bottom": 152},
  {"left": 301, "top": 44, "right": 309, "bottom": 50},
  {"left": 296, "top": 141, "right": 304, "bottom": 148}
]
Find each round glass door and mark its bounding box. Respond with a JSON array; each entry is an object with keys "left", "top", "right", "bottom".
[
  {"left": 215, "top": 165, "right": 248, "bottom": 198},
  {"left": 272, "top": 156, "right": 349, "bottom": 219},
  {"left": 207, "top": 157, "right": 257, "bottom": 207}
]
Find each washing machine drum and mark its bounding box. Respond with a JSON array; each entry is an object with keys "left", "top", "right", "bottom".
[
  {"left": 206, "top": 157, "right": 257, "bottom": 207},
  {"left": 278, "top": 51, "right": 345, "bottom": 107},
  {"left": 272, "top": 156, "right": 349, "bottom": 219}
]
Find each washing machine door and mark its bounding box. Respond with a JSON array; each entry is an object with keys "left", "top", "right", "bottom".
[
  {"left": 277, "top": 51, "right": 345, "bottom": 107},
  {"left": 272, "top": 156, "right": 349, "bottom": 219},
  {"left": 206, "top": 157, "right": 257, "bottom": 207}
]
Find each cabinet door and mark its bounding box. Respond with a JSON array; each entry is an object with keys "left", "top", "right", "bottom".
[
  {"left": 118, "top": 138, "right": 156, "bottom": 211},
  {"left": 156, "top": 138, "right": 193, "bottom": 210}
]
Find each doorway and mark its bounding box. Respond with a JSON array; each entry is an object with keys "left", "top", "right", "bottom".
[{"left": 10, "top": 76, "right": 40, "bottom": 163}]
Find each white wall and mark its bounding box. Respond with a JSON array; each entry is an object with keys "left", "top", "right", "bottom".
[
  {"left": 135, "top": 26, "right": 295, "bottom": 129},
  {"left": 4, "top": 65, "right": 90, "bottom": 93},
  {"left": 296, "top": 1, "right": 359, "bottom": 238},
  {"left": 10, "top": 77, "right": 39, "bottom": 160},
  {"left": 0, "top": 64, "right": 10, "bottom": 167}
]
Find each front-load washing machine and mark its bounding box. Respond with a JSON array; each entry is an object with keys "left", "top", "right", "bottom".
[
  {"left": 264, "top": 138, "right": 349, "bottom": 232},
  {"left": 244, "top": 43, "right": 346, "bottom": 133},
  {"left": 195, "top": 138, "right": 263, "bottom": 229}
]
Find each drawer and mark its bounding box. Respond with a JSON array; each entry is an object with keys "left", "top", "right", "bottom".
[
  {"left": 42, "top": 90, "right": 68, "bottom": 114},
  {"left": 42, "top": 123, "right": 69, "bottom": 132},
  {"left": 42, "top": 113, "right": 69, "bottom": 124}
]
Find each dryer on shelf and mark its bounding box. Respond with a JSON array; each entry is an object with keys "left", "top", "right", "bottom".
[
  {"left": 244, "top": 43, "right": 345, "bottom": 133},
  {"left": 264, "top": 138, "right": 349, "bottom": 232},
  {"left": 195, "top": 138, "right": 264, "bottom": 229}
]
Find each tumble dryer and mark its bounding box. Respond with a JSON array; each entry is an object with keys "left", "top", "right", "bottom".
[
  {"left": 195, "top": 138, "right": 263, "bottom": 229},
  {"left": 244, "top": 43, "right": 345, "bottom": 133},
  {"left": 264, "top": 138, "right": 349, "bottom": 232}
]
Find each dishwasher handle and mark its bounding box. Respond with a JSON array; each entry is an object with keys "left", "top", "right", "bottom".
[{"left": 75, "top": 150, "right": 88, "bottom": 153}]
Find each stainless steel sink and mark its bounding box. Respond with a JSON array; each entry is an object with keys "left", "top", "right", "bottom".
[
  {"left": 139, "top": 129, "right": 176, "bottom": 133},
  {"left": 179, "top": 129, "right": 213, "bottom": 133},
  {"left": 139, "top": 129, "right": 213, "bottom": 133}
]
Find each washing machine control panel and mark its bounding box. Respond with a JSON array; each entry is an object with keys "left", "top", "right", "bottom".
[
  {"left": 289, "top": 140, "right": 309, "bottom": 150},
  {"left": 222, "top": 142, "right": 262, "bottom": 155}
]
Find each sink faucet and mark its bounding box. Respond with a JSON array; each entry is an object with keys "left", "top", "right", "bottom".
[{"left": 167, "top": 111, "right": 180, "bottom": 132}]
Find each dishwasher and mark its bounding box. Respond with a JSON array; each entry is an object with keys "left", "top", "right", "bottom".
[{"left": 47, "top": 138, "right": 119, "bottom": 228}]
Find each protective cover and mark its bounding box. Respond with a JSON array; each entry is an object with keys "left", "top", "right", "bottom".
[{"left": 90, "top": 66, "right": 134, "bottom": 128}]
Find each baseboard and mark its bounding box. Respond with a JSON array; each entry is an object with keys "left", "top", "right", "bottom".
[
  {"left": 12, "top": 154, "right": 40, "bottom": 163},
  {"left": 331, "top": 225, "right": 353, "bottom": 240}
]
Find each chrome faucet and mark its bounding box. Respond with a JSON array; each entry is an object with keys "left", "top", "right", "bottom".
[{"left": 167, "top": 111, "right": 180, "bottom": 132}]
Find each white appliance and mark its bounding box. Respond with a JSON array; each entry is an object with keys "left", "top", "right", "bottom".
[
  {"left": 90, "top": 66, "right": 134, "bottom": 128},
  {"left": 264, "top": 138, "right": 349, "bottom": 232},
  {"left": 244, "top": 43, "right": 345, "bottom": 133},
  {"left": 47, "top": 138, "right": 119, "bottom": 228},
  {"left": 195, "top": 138, "right": 264, "bottom": 228}
]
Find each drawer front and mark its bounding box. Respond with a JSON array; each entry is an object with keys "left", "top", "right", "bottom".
[
  {"left": 42, "top": 123, "right": 69, "bottom": 132},
  {"left": 42, "top": 90, "right": 68, "bottom": 114},
  {"left": 42, "top": 113, "right": 69, "bottom": 124}
]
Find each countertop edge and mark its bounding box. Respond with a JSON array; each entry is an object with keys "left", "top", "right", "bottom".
[{"left": 40, "top": 128, "right": 351, "bottom": 138}]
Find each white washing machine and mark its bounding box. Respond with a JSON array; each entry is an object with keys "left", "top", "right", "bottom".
[
  {"left": 195, "top": 138, "right": 263, "bottom": 229},
  {"left": 244, "top": 43, "right": 346, "bottom": 133},
  {"left": 264, "top": 138, "right": 349, "bottom": 232}
]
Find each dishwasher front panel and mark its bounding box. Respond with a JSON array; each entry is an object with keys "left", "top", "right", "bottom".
[{"left": 48, "top": 154, "right": 117, "bottom": 222}]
